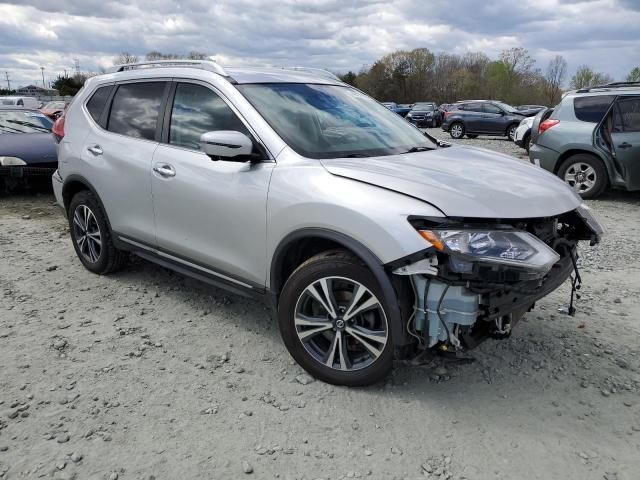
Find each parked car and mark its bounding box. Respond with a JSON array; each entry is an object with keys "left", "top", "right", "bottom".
[
  {"left": 441, "top": 100, "right": 527, "bottom": 140},
  {"left": 406, "top": 102, "right": 441, "bottom": 127},
  {"left": 52, "top": 60, "right": 602, "bottom": 386},
  {"left": 40, "top": 101, "right": 68, "bottom": 119},
  {"left": 0, "top": 96, "right": 40, "bottom": 109},
  {"left": 529, "top": 82, "right": 640, "bottom": 198},
  {"left": 516, "top": 105, "right": 546, "bottom": 116},
  {"left": 381, "top": 102, "right": 411, "bottom": 117},
  {"left": 0, "top": 107, "right": 56, "bottom": 192}
]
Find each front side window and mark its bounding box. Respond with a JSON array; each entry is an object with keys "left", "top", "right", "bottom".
[
  {"left": 483, "top": 103, "right": 502, "bottom": 114},
  {"left": 613, "top": 97, "right": 640, "bottom": 132},
  {"left": 169, "top": 83, "right": 248, "bottom": 150},
  {"left": 238, "top": 83, "right": 436, "bottom": 159},
  {"left": 107, "top": 82, "right": 166, "bottom": 140},
  {"left": 574, "top": 95, "right": 615, "bottom": 123},
  {"left": 0, "top": 111, "right": 53, "bottom": 134}
]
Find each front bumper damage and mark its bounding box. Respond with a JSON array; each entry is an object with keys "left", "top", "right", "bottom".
[{"left": 389, "top": 207, "right": 600, "bottom": 351}]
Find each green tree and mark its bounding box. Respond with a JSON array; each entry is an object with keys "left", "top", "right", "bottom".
[
  {"left": 339, "top": 71, "right": 357, "bottom": 85},
  {"left": 570, "top": 65, "right": 614, "bottom": 89},
  {"left": 626, "top": 67, "right": 640, "bottom": 82},
  {"left": 52, "top": 74, "right": 86, "bottom": 96}
]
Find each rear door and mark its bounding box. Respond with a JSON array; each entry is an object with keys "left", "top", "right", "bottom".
[
  {"left": 612, "top": 96, "right": 640, "bottom": 190},
  {"left": 459, "top": 103, "right": 484, "bottom": 131},
  {"left": 81, "top": 80, "right": 169, "bottom": 246}
]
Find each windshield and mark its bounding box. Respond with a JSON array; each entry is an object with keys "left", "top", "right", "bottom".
[
  {"left": 412, "top": 103, "right": 435, "bottom": 111},
  {"left": 0, "top": 111, "right": 53, "bottom": 134},
  {"left": 237, "top": 83, "right": 436, "bottom": 159},
  {"left": 494, "top": 102, "right": 518, "bottom": 114},
  {"left": 44, "top": 101, "right": 65, "bottom": 109}
]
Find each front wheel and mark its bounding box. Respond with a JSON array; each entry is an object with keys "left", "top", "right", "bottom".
[
  {"left": 449, "top": 122, "right": 465, "bottom": 139},
  {"left": 507, "top": 124, "right": 518, "bottom": 141},
  {"left": 278, "top": 250, "right": 393, "bottom": 386}
]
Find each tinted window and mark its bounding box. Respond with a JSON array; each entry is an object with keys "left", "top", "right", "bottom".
[
  {"left": 169, "top": 83, "right": 248, "bottom": 150},
  {"left": 107, "top": 82, "right": 166, "bottom": 140},
  {"left": 574, "top": 95, "right": 615, "bottom": 123},
  {"left": 613, "top": 97, "right": 640, "bottom": 133},
  {"left": 86, "top": 86, "right": 112, "bottom": 123},
  {"left": 483, "top": 103, "right": 502, "bottom": 114},
  {"left": 0, "top": 111, "right": 53, "bottom": 134},
  {"left": 460, "top": 103, "right": 482, "bottom": 112}
]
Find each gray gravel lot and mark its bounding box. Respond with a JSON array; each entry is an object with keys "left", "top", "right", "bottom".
[{"left": 0, "top": 134, "right": 639, "bottom": 480}]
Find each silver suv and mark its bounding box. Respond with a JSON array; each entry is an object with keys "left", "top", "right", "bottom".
[{"left": 52, "top": 59, "right": 602, "bottom": 386}]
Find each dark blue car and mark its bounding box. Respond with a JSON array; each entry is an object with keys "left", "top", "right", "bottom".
[{"left": 0, "top": 107, "right": 57, "bottom": 192}]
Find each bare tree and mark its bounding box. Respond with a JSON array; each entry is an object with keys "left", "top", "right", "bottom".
[
  {"left": 545, "top": 55, "right": 567, "bottom": 105},
  {"left": 187, "top": 51, "right": 208, "bottom": 60},
  {"left": 113, "top": 52, "right": 139, "bottom": 66},
  {"left": 570, "top": 65, "right": 614, "bottom": 89}
]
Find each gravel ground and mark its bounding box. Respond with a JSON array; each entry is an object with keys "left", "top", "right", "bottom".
[{"left": 1, "top": 135, "right": 639, "bottom": 480}]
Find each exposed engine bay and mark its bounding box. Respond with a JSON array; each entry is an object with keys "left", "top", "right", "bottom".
[{"left": 391, "top": 205, "right": 602, "bottom": 352}]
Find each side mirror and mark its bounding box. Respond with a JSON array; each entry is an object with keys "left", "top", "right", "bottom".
[{"left": 199, "top": 131, "right": 254, "bottom": 161}]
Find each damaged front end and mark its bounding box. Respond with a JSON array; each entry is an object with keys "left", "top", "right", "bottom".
[{"left": 390, "top": 204, "right": 603, "bottom": 352}]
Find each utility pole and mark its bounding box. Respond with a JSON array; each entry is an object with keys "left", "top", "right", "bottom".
[
  {"left": 40, "top": 66, "right": 45, "bottom": 88},
  {"left": 4, "top": 71, "right": 10, "bottom": 91},
  {"left": 73, "top": 59, "right": 80, "bottom": 77}
]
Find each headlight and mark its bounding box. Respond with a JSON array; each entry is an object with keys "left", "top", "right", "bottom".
[
  {"left": 0, "top": 156, "right": 27, "bottom": 166},
  {"left": 418, "top": 229, "right": 560, "bottom": 274},
  {"left": 575, "top": 203, "right": 604, "bottom": 243}
]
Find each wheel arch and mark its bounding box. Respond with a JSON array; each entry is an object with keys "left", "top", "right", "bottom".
[
  {"left": 270, "top": 228, "right": 410, "bottom": 346},
  {"left": 62, "top": 174, "right": 116, "bottom": 236},
  {"left": 554, "top": 149, "right": 610, "bottom": 178}
]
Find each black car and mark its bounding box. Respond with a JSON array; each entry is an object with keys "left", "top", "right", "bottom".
[
  {"left": 441, "top": 100, "right": 527, "bottom": 140},
  {"left": 406, "top": 102, "right": 441, "bottom": 127},
  {"left": 0, "top": 107, "right": 57, "bottom": 192}
]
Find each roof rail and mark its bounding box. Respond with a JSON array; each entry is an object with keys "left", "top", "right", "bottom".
[
  {"left": 107, "top": 57, "right": 229, "bottom": 77},
  {"left": 576, "top": 81, "right": 640, "bottom": 93},
  {"left": 280, "top": 67, "right": 341, "bottom": 81}
]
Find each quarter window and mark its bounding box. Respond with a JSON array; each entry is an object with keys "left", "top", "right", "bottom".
[
  {"left": 574, "top": 95, "right": 615, "bottom": 123},
  {"left": 86, "top": 86, "right": 112, "bottom": 124},
  {"left": 169, "top": 83, "right": 248, "bottom": 150},
  {"left": 107, "top": 82, "right": 166, "bottom": 140}
]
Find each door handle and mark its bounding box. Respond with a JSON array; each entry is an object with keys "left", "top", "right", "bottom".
[
  {"left": 618, "top": 142, "right": 632, "bottom": 149},
  {"left": 87, "top": 145, "right": 103, "bottom": 156},
  {"left": 153, "top": 163, "right": 176, "bottom": 177}
]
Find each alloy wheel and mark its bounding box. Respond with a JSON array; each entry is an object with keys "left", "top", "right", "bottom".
[
  {"left": 72, "top": 205, "right": 102, "bottom": 263},
  {"left": 564, "top": 162, "right": 597, "bottom": 194},
  {"left": 294, "top": 276, "right": 388, "bottom": 371},
  {"left": 450, "top": 124, "right": 463, "bottom": 138},
  {"left": 508, "top": 126, "right": 517, "bottom": 140}
]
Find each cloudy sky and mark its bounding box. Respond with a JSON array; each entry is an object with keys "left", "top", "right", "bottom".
[{"left": 1, "top": 0, "right": 639, "bottom": 89}]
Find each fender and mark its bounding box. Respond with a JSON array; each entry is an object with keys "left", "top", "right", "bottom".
[{"left": 271, "top": 228, "right": 410, "bottom": 346}]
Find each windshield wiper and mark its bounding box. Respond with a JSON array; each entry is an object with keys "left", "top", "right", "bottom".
[{"left": 404, "top": 146, "right": 434, "bottom": 153}]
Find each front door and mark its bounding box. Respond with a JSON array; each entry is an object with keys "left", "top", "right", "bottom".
[
  {"left": 480, "top": 103, "right": 506, "bottom": 134},
  {"left": 151, "top": 81, "right": 274, "bottom": 287},
  {"left": 612, "top": 96, "right": 640, "bottom": 190}
]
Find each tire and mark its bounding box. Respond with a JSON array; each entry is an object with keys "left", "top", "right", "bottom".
[
  {"left": 557, "top": 154, "right": 608, "bottom": 199},
  {"left": 524, "top": 134, "right": 531, "bottom": 153},
  {"left": 68, "top": 190, "right": 128, "bottom": 274},
  {"left": 449, "top": 122, "right": 465, "bottom": 139},
  {"left": 278, "top": 250, "right": 394, "bottom": 386},
  {"left": 507, "top": 124, "right": 518, "bottom": 141},
  {"left": 431, "top": 118, "right": 437, "bottom": 128},
  {"left": 466, "top": 134, "right": 478, "bottom": 139}
]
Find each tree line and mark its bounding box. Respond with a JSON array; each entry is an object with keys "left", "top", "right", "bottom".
[{"left": 338, "top": 47, "right": 639, "bottom": 106}]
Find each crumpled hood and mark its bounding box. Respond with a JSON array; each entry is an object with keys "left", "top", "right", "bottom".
[{"left": 321, "top": 145, "right": 581, "bottom": 219}]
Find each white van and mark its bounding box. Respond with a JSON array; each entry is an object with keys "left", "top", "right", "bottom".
[{"left": 0, "top": 96, "right": 40, "bottom": 109}]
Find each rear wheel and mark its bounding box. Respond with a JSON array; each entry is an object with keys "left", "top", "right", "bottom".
[
  {"left": 557, "top": 154, "right": 608, "bottom": 199},
  {"left": 278, "top": 250, "right": 393, "bottom": 386},
  {"left": 449, "top": 122, "right": 465, "bottom": 139},
  {"left": 68, "top": 191, "right": 128, "bottom": 274}
]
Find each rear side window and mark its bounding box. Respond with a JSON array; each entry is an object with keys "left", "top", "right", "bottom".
[
  {"left": 574, "top": 95, "right": 615, "bottom": 123},
  {"left": 460, "top": 103, "right": 482, "bottom": 112},
  {"left": 107, "top": 82, "right": 166, "bottom": 140},
  {"left": 169, "top": 83, "right": 248, "bottom": 150},
  {"left": 613, "top": 97, "right": 640, "bottom": 132},
  {"left": 86, "top": 86, "right": 112, "bottom": 123}
]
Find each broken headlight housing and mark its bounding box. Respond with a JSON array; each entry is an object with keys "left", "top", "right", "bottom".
[{"left": 418, "top": 229, "right": 560, "bottom": 276}]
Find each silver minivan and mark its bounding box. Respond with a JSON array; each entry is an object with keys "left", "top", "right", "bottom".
[{"left": 52, "top": 59, "right": 602, "bottom": 386}]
